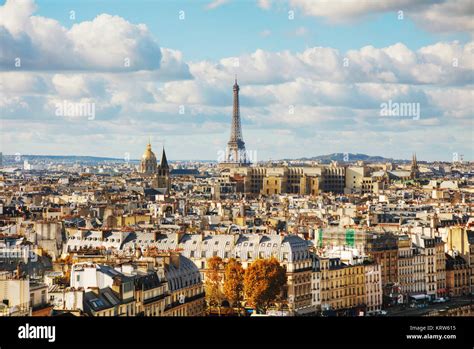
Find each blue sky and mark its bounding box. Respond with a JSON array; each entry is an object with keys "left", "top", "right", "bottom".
[
  {"left": 0, "top": 0, "right": 473, "bottom": 161},
  {"left": 31, "top": 0, "right": 468, "bottom": 60}
]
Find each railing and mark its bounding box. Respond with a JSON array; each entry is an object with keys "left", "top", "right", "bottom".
[
  {"left": 165, "top": 292, "right": 205, "bottom": 310},
  {"left": 143, "top": 293, "right": 168, "bottom": 305},
  {"left": 295, "top": 267, "right": 313, "bottom": 272}
]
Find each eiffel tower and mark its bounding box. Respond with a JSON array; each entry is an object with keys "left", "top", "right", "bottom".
[{"left": 225, "top": 77, "right": 248, "bottom": 164}]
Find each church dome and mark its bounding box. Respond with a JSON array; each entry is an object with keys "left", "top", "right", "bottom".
[
  {"left": 142, "top": 143, "right": 157, "bottom": 161},
  {"left": 140, "top": 141, "right": 158, "bottom": 175}
]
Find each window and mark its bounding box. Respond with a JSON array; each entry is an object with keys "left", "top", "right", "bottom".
[{"left": 123, "top": 282, "right": 134, "bottom": 294}]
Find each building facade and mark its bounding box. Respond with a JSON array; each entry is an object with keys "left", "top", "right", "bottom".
[
  {"left": 318, "top": 257, "right": 366, "bottom": 315},
  {"left": 446, "top": 254, "right": 470, "bottom": 297}
]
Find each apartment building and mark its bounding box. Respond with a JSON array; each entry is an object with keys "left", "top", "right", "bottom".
[
  {"left": 364, "top": 262, "right": 382, "bottom": 314},
  {"left": 445, "top": 253, "right": 470, "bottom": 297},
  {"left": 179, "top": 233, "right": 313, "bottom": 315},
  {"left": 319, "top": 257, "right": 366, "bottom": 315}
]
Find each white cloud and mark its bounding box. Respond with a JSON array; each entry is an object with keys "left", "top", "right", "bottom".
[
  {"left": 51, "top": 74, "right": 107, "bottom": 98},
  {"left": 0, "top": 71, "right": 49, "bottom": 94},
  {"left": 288, "top": 0, "right": 430, "bottom": 21},
  {"left": 66, "top": 14, "right": 161, "bottom": 71},
  {"left": 189, "top": 41, "right": 473, "bottom": 86},
  {"left": 257, "top": 0, "right": 273, "bottom": 10},
  {"left": 286, "top": 0, "right": 473, "bottom": 33},
  {"left": 0, "top": 0, "right": 190, "bottom": 77},
  {"left": 412, "top": 0, "right": 474, "bottom": 33},
  {"left": 1, "top": 0, "right": 472, "bottom": 161},
  {"left": 0, "top": 0, "right": 37, "bottom": 35},
  {"left": 206, "top": 0, "right": 230, "bottom": 9}
]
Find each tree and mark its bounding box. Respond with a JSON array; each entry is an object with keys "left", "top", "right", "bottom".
[
  {"left": 223, "top": 258, "right": 244, "bottom": 315},
  {"left": 243, "top": 258, "right": 286, "bottom": 313},
  {"left": 205, "top": 256, "right": 224, "bottom": 314}
]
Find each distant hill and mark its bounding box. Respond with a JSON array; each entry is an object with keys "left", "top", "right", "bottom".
[
  {"left": 286, "top": 153, "right": 404, "bottom": 163},
  {"left": 1, "top": 153, "right": 407, "bottom": 165}
]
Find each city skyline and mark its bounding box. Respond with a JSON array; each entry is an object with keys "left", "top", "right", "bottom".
[
  {"left": 1, "top": 0, "right": 473, "bottom": 162},
  {"left": 0, "top": 150, "right": 463, "bottom": 163}
]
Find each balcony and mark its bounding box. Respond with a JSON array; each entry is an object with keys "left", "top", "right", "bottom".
[
  {"left": 143, "top": 293, "right": 168, "bottom": 305},
  {"left": 295, "top": 267, "right": 313, "bottom": 273},
  {"left": 165, "top": 292, "right": 205, "bottom": 310}
]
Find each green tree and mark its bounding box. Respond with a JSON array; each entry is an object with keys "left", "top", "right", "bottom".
[
  {"left": 223, "top": 258, "right": 244, "bottom": 315},
  {"left": 243, "top": 257, "right": 286, "bottom": 313}
]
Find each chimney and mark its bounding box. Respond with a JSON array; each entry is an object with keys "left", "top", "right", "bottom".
[
  {"left": 176, "top": 231, "right": 185, "bottom": 244},
  {"left": 16, "top": 263, "right": 22, "bottom": 279},
  {"left": 158, "top": 254, "right": 171, "bottom": 269},
  {"left": 170, "top": 253, "right": 180, "bottom": 269}
]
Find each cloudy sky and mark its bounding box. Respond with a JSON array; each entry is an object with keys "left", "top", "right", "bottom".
[{"left": 0, "top": 0, "right": 473, "bottom": 161}]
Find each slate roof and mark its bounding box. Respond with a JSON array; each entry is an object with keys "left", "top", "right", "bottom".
[{"left": 83, "top": 287, "right": 120, "bottom": 314}]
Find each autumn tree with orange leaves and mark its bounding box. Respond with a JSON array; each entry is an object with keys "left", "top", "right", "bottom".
[
  {"left": 223, "top": 258, "right": 244, "bottom": 314},
  {"left": 243, "top": 258, "right": 286, "bottom": 313},
  {"left": 205, "top": 256, "right": 224, "bottom": 314}
]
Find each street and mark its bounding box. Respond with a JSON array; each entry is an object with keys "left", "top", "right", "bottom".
[{"left": 387, "top": 296, "right": 473, "bottom": 316}]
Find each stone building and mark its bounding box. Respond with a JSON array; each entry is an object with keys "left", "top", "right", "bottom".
[{"left": 445, "top": 253, "right": 470, "bottom": 297}]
